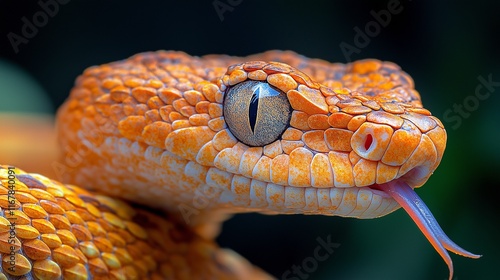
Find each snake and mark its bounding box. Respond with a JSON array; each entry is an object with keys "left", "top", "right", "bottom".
[{"left": 0, "top": 50, "right": 480, "bottom": 279}]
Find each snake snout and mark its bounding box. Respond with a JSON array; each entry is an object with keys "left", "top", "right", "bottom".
[{"left": 351, "top": 117, "right": 447, "bottom": 187}]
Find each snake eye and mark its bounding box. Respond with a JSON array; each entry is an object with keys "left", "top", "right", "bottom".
[{"left": 224, "top": 80, "right": 292, "bottom": 147}]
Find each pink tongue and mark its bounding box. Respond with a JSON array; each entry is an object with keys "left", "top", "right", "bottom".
[{"left": 377, "top": 180, "right": 481, "bottom": 280}]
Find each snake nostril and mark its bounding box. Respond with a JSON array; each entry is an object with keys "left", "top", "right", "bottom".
[{"left": 364, "top": 134, "right": 373, "bottom": 151}]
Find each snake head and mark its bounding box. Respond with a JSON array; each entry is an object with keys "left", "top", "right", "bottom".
[
  {"left": 217, "top": 55, "right": 479, "bottom": 280},
  {"left": 219, "top": 57, "right": 445, "bottom": 218}
]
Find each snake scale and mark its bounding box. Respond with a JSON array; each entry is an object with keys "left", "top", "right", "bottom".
[{"left": 0, "top": 51, "right": 480, "bottom": 279}]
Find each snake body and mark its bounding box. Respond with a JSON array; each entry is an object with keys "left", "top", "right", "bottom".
[{"left": 0, "top": 51, "right": 479, "bottom": 279}]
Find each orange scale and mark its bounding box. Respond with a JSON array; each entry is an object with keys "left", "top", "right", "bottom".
[
  {"left": 380, "top": 102, "right": 405, "bottom": 114},
  {"left": 328, "top": 151, "right": 355, "bottom": 188},
  {"left": 280, "top": 140, "right": 304, "bottom": 155},
  {"left": 157, "top": 88, "right": 183, "bottom": 105},
  {"left": 183, "top": 90, "right": 205, "bottom": 106},
  {"left": 101, "top": 78, "right": 123, "bottom": 90},
  {"left": 228, "top": 69, "right": 248, "bottom": 86},
  {"left": 179, "top": 106, "right": 196, "bottom": 117},
  {"left": 32, "top": 219, "right": 56, "bottom": 234},
  {"left": 284, "top": 187, "right": 305, "bottom": 209},
  {"left": 249, "top": 180, "right": 268, "bottom": 208},
  {"left": 238, "top": 147, "right": 263, "bottom": 178},
  {"left": 400, "top": 112, "right": 437, "bottom": 133},
  {"left": 71, "top": 224, "right": 93, "bottom": 242},
  {"left": 131, "top": 87, "right": 156, "bottom": 103},
  {"left": 242, "top": 61, "right": 267, "bottom": 71},
  {"left": 353, "top": 159, "right": 377, "bottom": 187},
  {"left": 230, "top": 176, "right": 251, "bottom": 206},
  {"left": 290, "top": 111, "right": 311, "bottom": 131},
  {"left": 289, "top": 71, "right": 312, "bottom": 86},
  {"left": 214, "top": 144, "right": 246, "bottom": 174},
  {"left": 207, "top": 168, "right": 233, "bottom": 191},
  {"left": 13, "top": 192, "right": 38, "bottom": 204},
  {"left": 195, "top": 141, "right": 219, "bottom": 167},
  {"left": 200, "top": 83, "right": 218, "bottom": 102},
  {"left": 303, "top": 130, "right": 329, "bottom": 153},
  {"left": 307, "top": 114, "right": 330, "bottom": 130},
  {"left": 32, "top": 259, "right": 62, "bottom": 279},
  {"left": 310, "top": 153, "right": 334, "bottom": 188},
  {"left": 426, "top": 126, "right": 447, "bottom": 162},
  {"left": 12, "top": 225, "right": 37, "bottom": 240},
  {"left": 289, "top": 85, "right": 328, "bottom": 114},
  {"left": 208, "top": 103, "right": 223, "bottom": 118},
  {"left": 347, "top": 115, "right": 366, "bottom": 131},
  {"left": 398, "top": 134, "right": 438, "bottom": 187},
  {"left": 328, "top": 112, "right": 353, "bottom": 129},
  {"left": 252, "top": 157, "right": 272, "bottom": 182},
  {"left": 57, "top": 229, "right": 78, "bottom": 247},
  {"left": 281, "top": 127, "right": 303, "bottom": 141},
  {"left": 188, "top": 114, "right": 211, "bottom": 127},
  {"left": 89, "top": 257, "right": 109, "bottom": 275},
  {"left": 270, "top": 154, "right": 290, "bottom": 186},
  {"left": 325, "top": 128, "right": 353, "bottom": 152},
  {"left": 337, "top": 99, "right": 362, "bottom": 108},
  {"left": 376, "top": 162, "right": 400, "bottom": 184},
  {"left": 195, "top": 101, "right": 210, "bottom": 114},
  {"left": 247, "top": 69, "right": 268, "bottom": 81},
  {"left": 288, "top": 148, "right": 313, "bottom": 187},
  {"left": 166, "top": 126, "right": 215, "bottom": 161},
  {"left": 207, "top": 117, "right": 226, "bottom": 131},
  {"left": 381, "top": 121, "right": 421, "bottom": 166},
  {"left": 171, "top": 119, "right": 191, "bottom": 130},
  {"left": 172, "top": 98, "right": 190, "bottom": 113},
  {"left": 267, "top": 73, "right": 298, "bottom": 93},
  {"left": 212, "top": 129, "right": 238, "bottom": 151},
  {"left": 52, "top": 244, "right": 81, "bottom": 268},
  {"left": 40, "top": 233, "right": 62, "bottom": 249},
  {"left": 49, "top": 214, "right": 71, "bottom": 230},
  {"left": 263, "top": 140, "right": 283, "bottom": 159},
  {"left": 366, "top": 111, "right": 404, "bottom": 129},
  {"left": 266, "top": 62, "right": 294, "bottom": 73}
]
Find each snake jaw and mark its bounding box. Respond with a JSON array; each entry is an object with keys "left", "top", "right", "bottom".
[{"left": 376, "top": 180, "right": 481, "bottom": 280}]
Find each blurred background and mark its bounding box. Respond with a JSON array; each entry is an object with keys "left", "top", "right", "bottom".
[{"left": 0, "top": 0, "right": 498, "bottom": 279}]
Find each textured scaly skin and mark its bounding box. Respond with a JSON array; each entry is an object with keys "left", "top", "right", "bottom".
[
  {"left": 0, "top": 166, "right": 264, "bottom": 279},
  {"left": 0, "top": 51, "right": 447, "bottom": 278}
]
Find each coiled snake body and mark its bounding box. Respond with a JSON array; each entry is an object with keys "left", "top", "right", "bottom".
[{"left": 0, "top": 51, "right": 479, "bottom": 279}]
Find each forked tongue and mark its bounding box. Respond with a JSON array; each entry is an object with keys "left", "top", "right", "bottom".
[{"left": 377, "top": 180, "right": 481, "bottom": 280}]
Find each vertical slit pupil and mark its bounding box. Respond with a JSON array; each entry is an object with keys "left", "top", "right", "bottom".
[
  {"left": 364, "top": 134, "right": 373, "bottom": 151},
  {"left": 249, "top": 89, "right": 259, "bottom": 133}
]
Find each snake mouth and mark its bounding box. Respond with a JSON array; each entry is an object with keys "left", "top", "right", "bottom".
[{"left": 369, "top": 179, "right": 481, "bottom": 280}]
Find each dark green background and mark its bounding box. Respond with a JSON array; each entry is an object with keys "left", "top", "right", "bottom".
[{"left": 1, "top": 0, "right": 498, "bottom": 279}]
